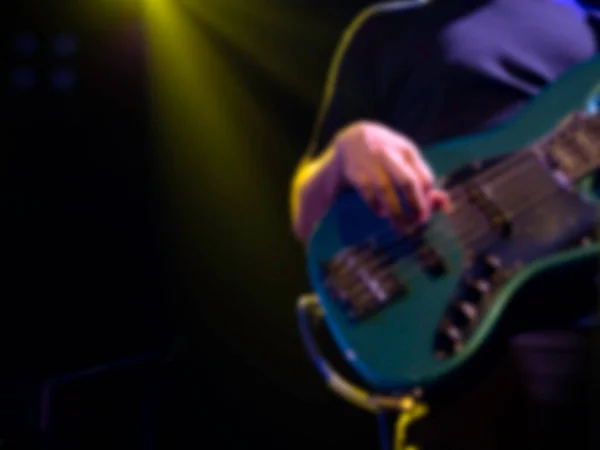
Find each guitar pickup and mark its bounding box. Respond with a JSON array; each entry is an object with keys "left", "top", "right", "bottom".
[
  {"left": 323, "top": 247, "right": 408, "bottom": 321},
  {"left": 418, "top": 244, "right": 447, "bottom": 278},
  {"left": 466, "top": 185, "right": 512, "bottom": 237}
]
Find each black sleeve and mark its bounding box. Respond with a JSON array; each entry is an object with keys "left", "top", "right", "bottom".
[
  {"left": 303, "top": 10, "right": 381, "bottom": 160},
  {"left": 589, "top": 9, "right": 600, "bottom": 47}
]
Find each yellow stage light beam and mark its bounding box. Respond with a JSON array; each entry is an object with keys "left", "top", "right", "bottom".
[
  {"left": 144, "top": 0, "right": 294, "bottom": 263},
  {"left": 179, "top": 0, "right": 338, "bottom": 104},
  {"left": 67, "top": 0, "right": 141, "bottom": 24},
  {"left": 145, "top": 0, "right": 309, "bottom": 369}
]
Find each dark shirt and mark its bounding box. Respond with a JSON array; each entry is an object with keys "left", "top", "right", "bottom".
[{"left": 308, "top": 0, "right": 599, "bottom": 154}]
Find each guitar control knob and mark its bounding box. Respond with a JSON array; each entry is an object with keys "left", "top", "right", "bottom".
[
  {"left": 465, "top": 278, "right": 491, "bottom": 303},
  {"left": 445, "top": 324, "right": 462, "bottom": 342},
  {"left": 447, "top": 301, "right": 475, "bottom": 328},
  {"left": 446, "top": 326, "right": 464, "bottom": 352},
  {"left": 434, "top": 325, "right": 463, "bottom": 358},
  {"left": 440, "top": 320, "right": 464, "bottom": 350},
  {"left": 457, "top": 301, "right": 478, "bottom": 322},
  {"left": 474, "top": 279, "right": 491, "bottom": 293},
  {"left": 484, "top": 254, "right": 502, "bottom": 270}
]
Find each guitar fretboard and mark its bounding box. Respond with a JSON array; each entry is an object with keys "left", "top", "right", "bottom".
[
  {"left": 443, "top": 110, "right": 600, "bottom": 253},
  {"left": 534, "top": 111, "right": 600, "bottom": 180}
]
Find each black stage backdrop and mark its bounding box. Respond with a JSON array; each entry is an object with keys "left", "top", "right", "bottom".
[{"left": 3, "top": 1, "right": 379, "bottom": 450}]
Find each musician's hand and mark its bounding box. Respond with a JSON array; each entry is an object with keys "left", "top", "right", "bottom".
[{"left": 334, "top": 121, "right": 451, "bottom": 229}]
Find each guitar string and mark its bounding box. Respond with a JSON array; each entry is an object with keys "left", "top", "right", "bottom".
[
  {"left": 328, "top": 116, "right": 600, "bottom": 304},
  {"left": 327, "top": 183, "right": 591, "bottom": 305},
  {"left": 392, "top": 149, "right": 583, "bottom": 249},
  {"left": 421, "top": 118, "right": 595, "bottom": 237},
  {"left": 362, "top": 147, "right": 542, "bottom": 241},
  {"left": 395, "top": 176, "right": 560, "bottom": 251},
  {"left": 326, "top": 115, "right": 594, "bottom": 253},
  {"left": 362, "top": 149, "right": 571, "bottom": 249},
  {"left": 448, "top": 111, "right": 587, "bottom": 188},
  {"left": 355, "top": 118, "right": 597, "bottom": 247},
  {"left": 394, "top": 181, "right": 563, "bottom": 268},
  {"left": 438, "top": 148, "right": 575, "bottom": 241},
  {"left": 327, "top": 122, "right": 599, "bottom": 297},
  {"left": 439, "top": 117, "right": 599, "bottom": 237},
  {"left": 424, "top": 154, "right": 548, "bottom": 240},
  {"left": 328, "top": 178, "right": 570, "bottom": 304},
  {"left": 358, "top": 149, "right": 538, "bottom": 245}
]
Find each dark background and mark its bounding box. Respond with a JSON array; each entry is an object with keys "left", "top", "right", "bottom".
[
  {"left": 3, "top": 1, "right": 382, "bottom": 449},
  {"left": 5, "top": 1, "right": 600, "bottom": 450}
]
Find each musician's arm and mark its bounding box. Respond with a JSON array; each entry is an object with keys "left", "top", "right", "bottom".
[{"left": 290, "top": 11, "right": 380, "bottom": 243}]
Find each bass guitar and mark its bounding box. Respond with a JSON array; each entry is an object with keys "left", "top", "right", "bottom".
[{"left": 306, "top": 54, "right": 600, "bottom": 393}]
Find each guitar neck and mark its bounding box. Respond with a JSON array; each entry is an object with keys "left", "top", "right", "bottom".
[{"left": 535, "top": 111, "right": 600, "bottom": 181}]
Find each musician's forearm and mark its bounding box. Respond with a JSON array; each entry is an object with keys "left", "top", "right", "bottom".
[{"left": 290, "top": 145, "right": 343, "bottom": 244}]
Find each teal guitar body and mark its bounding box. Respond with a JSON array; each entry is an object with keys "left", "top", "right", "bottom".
[{"left": 306, "top": 54, "right": 600, "bottom": 393}]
